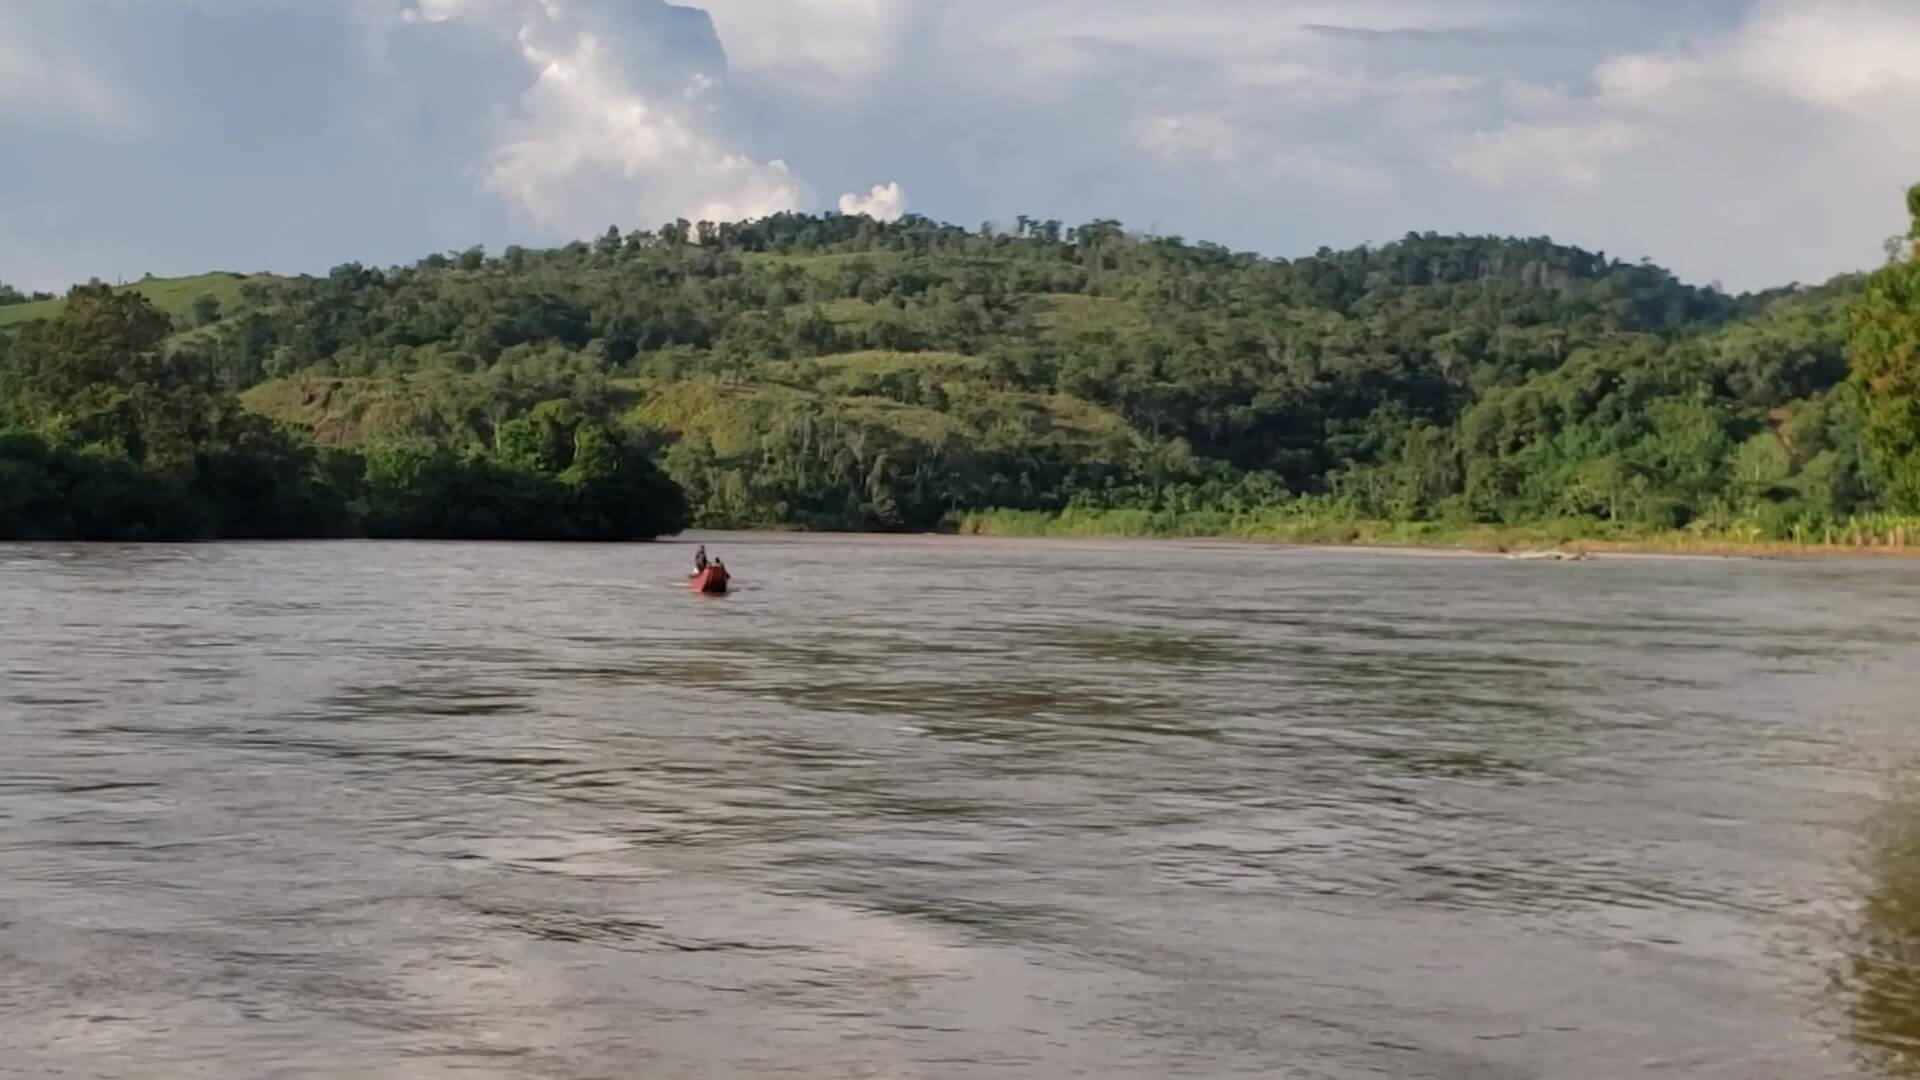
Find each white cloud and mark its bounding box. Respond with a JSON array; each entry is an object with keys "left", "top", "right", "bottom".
[
  {"left": 694, "top": 0, "right": 912, "bottom": 94},
  {"left": 402, "top": 0, "right": 477, "bottom": 20},
  {"left": 1227, "top": 62, "right": 1483, "bottom": 105},
  {"left": 1272, "top": 149, "right": 1394, "bottom": 195},
  {"left": 952, "top": 0, "right": 1491, "bottom": 67},
  {"left": 1444, "top": 0, "right": 1920, "bottom": 287},
  {"left": 1450, "top": 121, "right": 1644, "bottom": 188},
  {"left": 838, "top": 181, "right": 907, "bottom": 222},
  {"left": 0, "top": 30, "right": 134, "bottom": 131},
  {"left": 1726, "top": 0, "right": 1920, "bottom": 107},
  {"left": 6, "top": 0, "right": 1918, "bottom": 293},
  {"left": 1136, "top": 113, "right": 1396, "bottom": 197},
  {"left": 1137, "top": 114, "right": 1241, "bottom": 164},
  {"left": 402, "top": 0, "right": 803, "bottom": 233},
  {"left": 487, "top": 28, "right": 801, "bottom": 229}
]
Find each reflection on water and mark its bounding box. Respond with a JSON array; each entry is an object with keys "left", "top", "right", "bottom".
[
  {"left": 3, "top": 537, "right": 1920, "bottom": 1078},
  {"left": 1845, "top": 773, "right": 1920, "bottom": 1076}
]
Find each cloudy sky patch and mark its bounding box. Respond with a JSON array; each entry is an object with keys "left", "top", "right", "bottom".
[{"left": 3, "top": 0, "right": 1916, "bottom": 291}]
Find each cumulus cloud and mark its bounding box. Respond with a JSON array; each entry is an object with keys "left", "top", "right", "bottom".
[
  {"left": 401, "top": 0, "right": 803, "bottom": 233},
  {"left": 838, "top": 181, "right": 907, "bottom": 221}
]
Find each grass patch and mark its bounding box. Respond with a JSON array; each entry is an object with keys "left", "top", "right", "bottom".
[
  {"left": 241, "top": 377, "right": 438, "bottom": 446},
  {"left": 950, "top": 508, "right": 1920, "bottom": 557},
  {"left": 809, "top": 349, "right": 990, "bottom": 376},
  {"left": 0, "top": 272, "right": 282, "bottom": 330},
  {"left": 1027, "top": 293, "right": 1153, "bottom": 338},
  {"left": 742, "top": 251, "right": 904, "bottom": 280},
  {"left": 788, "top": 350, "right": 993, "bottom": 395},
  {"left": 624, "top": 375, "right": 1137, "bottom": 457},
  {"left": 241, "top": 370, "right": 647, "bottom": 449},
  {"left": 781, "top": 297, "right": 898, "bottom": 327}
]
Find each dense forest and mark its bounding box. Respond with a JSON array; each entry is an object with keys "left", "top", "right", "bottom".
[
  {"left": 0, "top": 286, "right": 686, "bottom": 540},
  {"left": 4, "top": 186, "right": 1920, "bottom": 543}
]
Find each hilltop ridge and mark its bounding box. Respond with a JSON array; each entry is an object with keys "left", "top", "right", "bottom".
[{"left": 0, "top": 211, "right": 1895, "bottom": 540}]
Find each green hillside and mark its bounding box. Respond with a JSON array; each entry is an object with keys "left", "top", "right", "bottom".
[
  {"left": 0, "top": 272, "right": 278, "bottom": 331},
  {"left": 9, "top": 198, "right": 1920, "bottom": 542}
]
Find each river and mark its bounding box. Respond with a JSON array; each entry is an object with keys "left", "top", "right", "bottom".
[{"left": 3, "top": 536, "right": 1920, "bottom": 1078}]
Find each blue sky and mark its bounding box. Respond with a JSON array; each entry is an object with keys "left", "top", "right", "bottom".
[{"left": 4, "top": 0, "right": 1919, "bottom": 293}]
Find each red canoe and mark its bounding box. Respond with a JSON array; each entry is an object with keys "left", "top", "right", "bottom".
[{"left": 690, "top": 566, "right": 729, "bottom": 594}]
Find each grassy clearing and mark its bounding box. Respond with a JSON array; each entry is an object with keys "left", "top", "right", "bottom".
[
  {"left": 780, "top": 350, "right": 992, "bottom": 395},
  {"left": 951, "top": 508, "right": 1920, "bottom": 558},
  {"left": 779, "top": 297, "right": 897, "bottom": 327},
  {"left": 626, "top": 377, "right": 1125, "bottom": 451},
  {"left": 627, "top": 381, "right": 816, "bottom": 456},
  {"left": 243, "top": 370, "right": 657, "bottom": 448},
  {"left": 0, "top": 298, "right": 66, "bottom": 328},
  {"left": 241, "top": 377, "right": 443, "bottom": 446},
  {"left": 805, "top": 350, "right": 990, "bottom": 377},
  {"left": 1027, "top": 293, "right": 1153, "bottom": 338},
  {"left": 0, "top": 272, "right": 281, "bottom": 330},
  {"left": 741, "top": 252, "right": 904, "bottom": 280}
]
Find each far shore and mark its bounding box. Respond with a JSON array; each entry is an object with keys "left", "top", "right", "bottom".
[
  {"left": 663, "top": 522, "right": 1920, "bottom": 562},
  {"left": 937, "top": 512, "right": 1920, "bottom": 562}
]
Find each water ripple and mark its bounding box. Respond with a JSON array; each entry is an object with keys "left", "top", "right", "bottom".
[{"left": 2, "top": 537, "right": 1917, "bottom": 1078}]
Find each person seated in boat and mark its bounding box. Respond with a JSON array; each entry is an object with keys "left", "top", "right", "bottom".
[
  {"left": 693, "top": 544, "right": 708, "bottom": 574},
  {"left": 711, "top": 558, "right": 728, "bottom": 584}
]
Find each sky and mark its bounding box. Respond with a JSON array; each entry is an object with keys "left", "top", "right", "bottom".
[{"left": 4, "top": 0, "right": 1920, "bottom": 293}]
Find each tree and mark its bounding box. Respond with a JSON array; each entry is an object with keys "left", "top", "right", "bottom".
[
  {"left": 595, "top": 226, "right": 624, "bottom": 259},
  {"left": 0, "top": 281, "right": 34, "bottom": 307},
  {"left": 1849, "top": 183, "right": 1920, "bottom": 510},
  {"left": 191, "top": 294, "right": 223, "bottom": 327},
  {"left": 5, "top": 284, "right": 179, "bottom": 460}
]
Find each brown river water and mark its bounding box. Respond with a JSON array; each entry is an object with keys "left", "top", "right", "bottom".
[{"left": 4, "top": 535, "right": 1920, "bottom": 1079}]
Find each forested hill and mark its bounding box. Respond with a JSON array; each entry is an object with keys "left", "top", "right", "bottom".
[{"left": 1, "top": 207, "right": 1909, "bottom": 541}]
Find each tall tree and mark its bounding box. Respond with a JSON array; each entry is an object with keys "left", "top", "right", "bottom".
[{"left": 1849, "top": 184, "right": 1920, "bottom": 510}]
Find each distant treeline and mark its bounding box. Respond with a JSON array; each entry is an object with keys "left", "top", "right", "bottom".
[
  {"left": 0, "top": 287, "right": 685, "bottom": 540},
  {"left": 4, "top": 185, "right": 1920, "bottom": 542},
  {"left": 0, "top": 283, "right": 54, "bottom": 306}
]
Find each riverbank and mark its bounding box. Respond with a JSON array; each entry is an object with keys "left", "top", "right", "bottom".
[{"left": 949, "top": 509, "right": 1920, "bottom": 559}]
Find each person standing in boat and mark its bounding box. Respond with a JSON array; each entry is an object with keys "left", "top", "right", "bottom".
[{"left": 693, "top": 544, "right": 708, "bottom": 575}]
